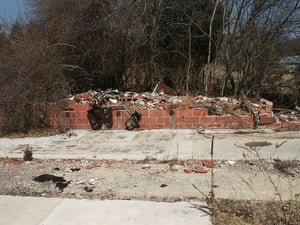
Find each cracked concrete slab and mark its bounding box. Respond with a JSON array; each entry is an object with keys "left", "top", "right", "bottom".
[
  {"left": 1, "top": 129, "right": 299, "bottom": 160},
  {"left": 0, "top": 195, "right": 211, "bottom": 225}
]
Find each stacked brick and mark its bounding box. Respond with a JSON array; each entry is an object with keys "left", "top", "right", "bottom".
[
  {"left": 256, "top": 98, "right": 275, "bottom": 125},
  {"left": 46, "top": 102, "right": 257, "bottom": 130},
  {"left": 44, "top": 91, "right": 299, "bottom": 131},
  {"left": 46, "top": 102, "right": 91, "bottom": 130}
]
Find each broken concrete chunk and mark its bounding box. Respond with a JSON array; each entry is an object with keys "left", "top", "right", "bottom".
[
  {"left": 226, "top": 160, "right": 236, "bottom": 165},
  {"left": 184, "top": 168, "right": 194, "bottom": 173},
  {"left": 194, "top": 167, "right": 208, "bottom": 173},
  {"left": 142, "top": 164, "right": 151, "bottom": 169}
]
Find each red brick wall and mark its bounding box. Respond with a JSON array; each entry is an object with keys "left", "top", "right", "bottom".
[
  {"left": 46, "top": 101, "right": 92, "bottom": 130},
  {"left": 47, "top": 102, "right": 259, "bottom": 130}
]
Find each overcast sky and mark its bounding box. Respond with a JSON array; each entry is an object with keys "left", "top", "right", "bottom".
[{"left": 0, "top": 0, "right": 26, "bottom": 20}]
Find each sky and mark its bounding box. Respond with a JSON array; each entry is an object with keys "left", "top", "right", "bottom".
[{"left": 0, "top": 0, "right": 26, "bottom": 21}]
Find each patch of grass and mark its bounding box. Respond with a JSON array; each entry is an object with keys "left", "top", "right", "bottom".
[
  {"left": 211, "top": 199, "right": 300, "bottom": 225},
  {"left": 3, "top": 128, "right": 63, "bottom": 138},
  {"left": 273, "top": 159, "right": 300, "bottom": 176},
  {"left": 207, "top": 137, "right": 300, "bottom": 225}
]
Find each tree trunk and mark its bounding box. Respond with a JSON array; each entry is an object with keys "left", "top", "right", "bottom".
[
  {"left": 186, "top": 22, "right": 192, "bottom": 94},
  {"left": 204, "top": 0, "right": 218, "bottom": 95}
]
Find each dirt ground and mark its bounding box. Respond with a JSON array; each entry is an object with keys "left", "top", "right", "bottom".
[{"left": 1, "top": 157, "right": 299, "bottom": 202}]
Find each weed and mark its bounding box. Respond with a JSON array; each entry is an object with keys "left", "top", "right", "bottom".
[
  {"left": 194, "top": 136, "right": 299, "bottom": 224},
  {"left": 273, "top": 159, "right": 300, "bottom": 177},
  {"left": 211, "top": 199, "right": 300, "bottom": 225}
]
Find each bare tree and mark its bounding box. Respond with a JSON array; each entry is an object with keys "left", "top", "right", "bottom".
[
  {"left": 217, "top": 0, "right": 300, "bottom": 97},
  {"left": 22, "top": 0, "right": 223, "bottom": 95},
  {"left": 204, "top": 0, "right": 219, "bottom": 95},
  {"left": 0, "top": 20, "right": 69, "bottom": 134}
]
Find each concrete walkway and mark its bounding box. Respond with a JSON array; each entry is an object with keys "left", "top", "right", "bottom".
[
  {"left": 1, "top": 129, "right": 299, "bottom": 225},
  {"left": 1, "top": 129, "right": 299, "bottom": 160},
  {"left": 0, "top": 195, "right": 211, "bottom": 225}
]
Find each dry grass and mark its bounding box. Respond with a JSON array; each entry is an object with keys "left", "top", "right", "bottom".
[
  {"left": 2, "top": 128, "right": 63, "bottom": 138},
  {"left": 273, "top": 159, "right": 300, "bottom": 176},
  {"left": 209, "top": 136, "right": 300, "bottom": 225},
  {"left": 211, "top": 199, "right": 300, "bottom": 225}
]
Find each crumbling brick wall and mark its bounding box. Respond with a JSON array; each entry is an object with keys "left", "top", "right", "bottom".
[
  {"left": 46, "top": 102, "right": 91, "bottom": 130},
  {"left": 47, "top": 101, "right": 259, "bottom": 130}
]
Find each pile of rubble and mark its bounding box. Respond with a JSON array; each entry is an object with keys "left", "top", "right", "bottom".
[{"left": 67, "top": 82, "right": 299, "bottom": 120}]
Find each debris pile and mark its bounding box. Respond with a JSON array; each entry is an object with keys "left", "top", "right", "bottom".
[
  {"left": 60, "top": 82, "right": 300, "bottom": 130},
  {"left": 67, "top": 84, "right": 276, "bottom": 116}
]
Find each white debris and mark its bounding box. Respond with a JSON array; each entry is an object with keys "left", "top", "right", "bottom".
[
  {"left": 226, "top": 160, "right": 236, "bottom": 165},
  {"left": 89, "top": 178, "right": 96, "bottom": 185}
]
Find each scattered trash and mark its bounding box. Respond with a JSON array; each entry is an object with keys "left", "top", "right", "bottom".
[
  {"left": 85, "top": 163, "right": 101, "bottom": 169},
  {"left": 89, "top": 178, "right": 96, "bottom": 185},
  {"left": 103, "top": 160, "right": 114, "bottom": 165},
  {"left": 276, "top": 112, "right": 299, "bottom": 122},
  {"left": 208, "top": 104, "right": 224, "bottom": 115},
  {"left": 83, "top": 186, "right": 94, "bottom": 193},
  {"left": 152, "top": 82, "right": 178, "bottom": 96},
  {"left": 76, "top": 180, "right": 86, "bottom": 185},
  {"left": 226, "top": 160, "right": 236, "bottom": 165},
  {"left": 66, "top": 83, "right": 297, "bottom": 125},
  {"left": 70, "top": 167, "right": 81, "bottom": 172},
  {"left": 169, "top": 165, "right": 179, "bottom": 171},
  {"left": 64, "top": 129, "right": 78, "bottom": 138},
  {"left": 33, "top": 174, "right": 70, "bottom": 191},
  {"left": 88, "top": 105, "right": 113, "bottom": 130},
  {"left": 60, "top": 82, "right": 299, "bottom": 131},
  {"left": 76, "top": 178, "right": 97, "bottom": 185},
  {"left": 184, "top": 168, "right": 194, "bottom": 173},
  {"left": 203, "top": 160, "right": 213, "bottom": 168},
  {"left": 194, "top": 167, "right": 208, "bottom": 173},
  {"left": 142, "top": 164, "right": 151, "bottom": 169},
  {"left": 125, "top": 110, "right": 141, "bottom": 130},
  {"left": 3, "top": 159, "right": 23, "bottom": 165}
]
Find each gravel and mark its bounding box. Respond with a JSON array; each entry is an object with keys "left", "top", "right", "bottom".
[{"left": 1, "top": 158, "right": 299, "bottom": 201}]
